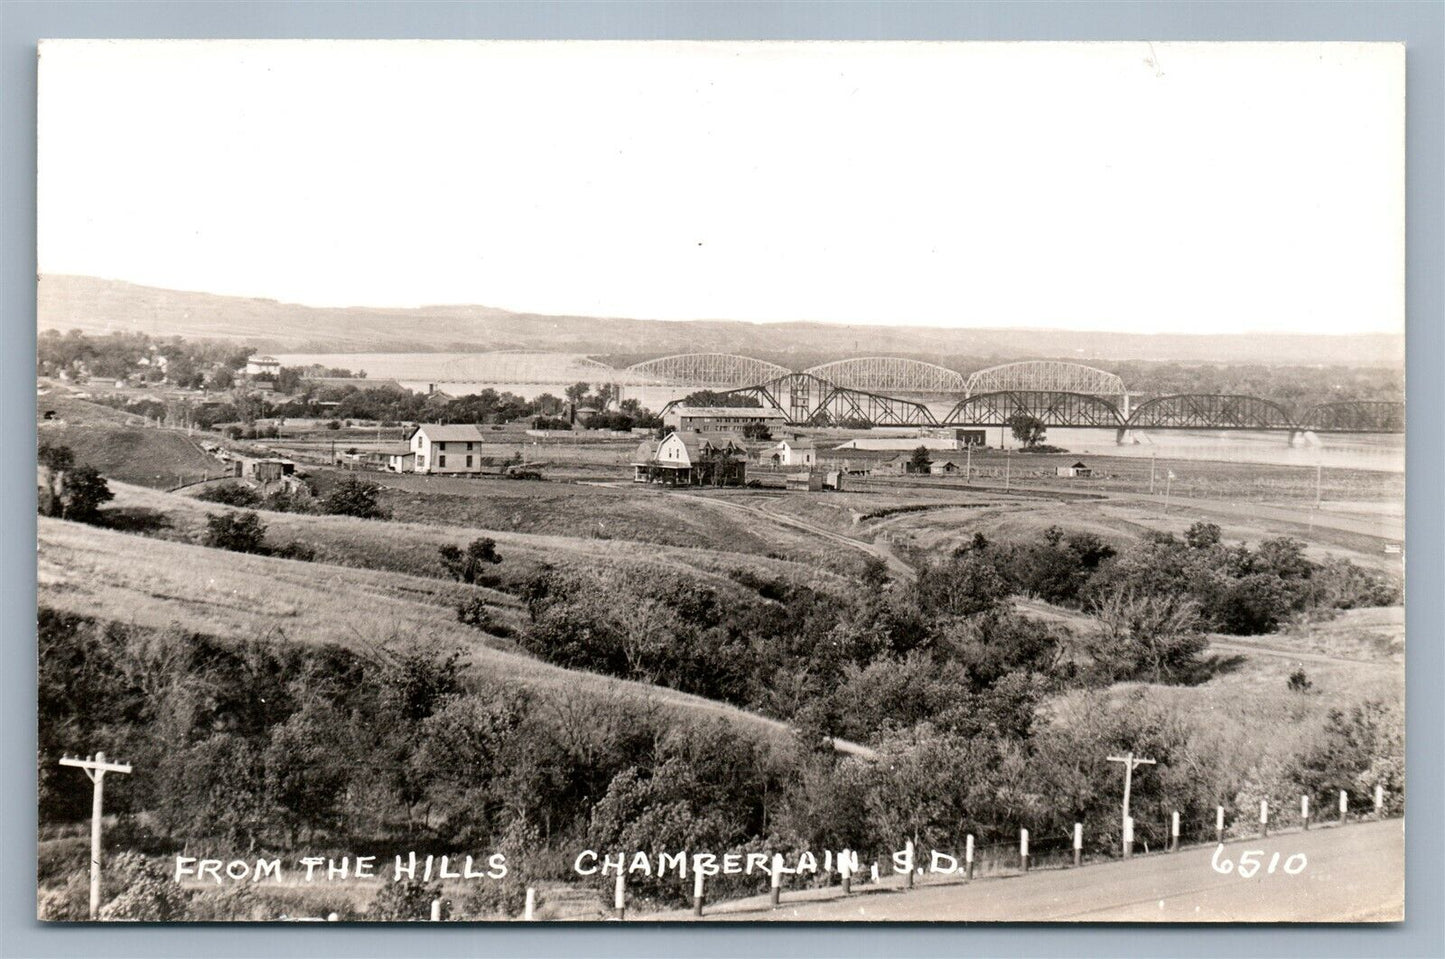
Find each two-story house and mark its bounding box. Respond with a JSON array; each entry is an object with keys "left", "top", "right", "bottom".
[{"left": 408, "top": 424, "right": 487, "bottom": 475}]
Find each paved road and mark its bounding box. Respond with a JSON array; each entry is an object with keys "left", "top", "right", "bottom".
[{"left": 666, "top": 819, "right": 1403, "bottom": 923}]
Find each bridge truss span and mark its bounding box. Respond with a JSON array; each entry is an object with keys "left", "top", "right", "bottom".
[
  {"left": 1126, "top": 394, "right": 1295, "bottom": 431},
  {"left": 967, "top": 361, "right": 1125, "bottom": 398},
  {"left": 1298, "top": 401, "right": 1404, "bottom": 434},
  {"left": 803, "top": 357, "right": 966, "bottom": 393},
  {"left": 626, "top": 353, "right": 793, "bottom": 388},
  {"left": 943, "top": 390, "right": 1125, "bottom": 428}
]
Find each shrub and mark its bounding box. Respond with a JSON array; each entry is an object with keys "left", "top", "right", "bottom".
[
  {"left": 96, "top": 852, "right": 188, "bottom": 921},
  {"left": 319, "top": 476, "right": 386, "bottom": 518},
  {"left": 439, "top": 538, "right": 502, "bottom": 583},
  {"left": 369, "top": 877, "right": 443, "bottom": 920},
  {"left": 203, "top": 511, "right": 268, "bottom": 554},
  {"left": 1287, "top": 669, "right": 1313, "bottom": 693},
  {"left": 196, "top": 482, "right": 262, "bottom": 508},
  {"left": 272, "top": 541, "right": 317, "bottom": 562}
]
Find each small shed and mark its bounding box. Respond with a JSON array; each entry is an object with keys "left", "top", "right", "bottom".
[
  {"left": 786, "top": 472, "right": 824, "bottom": 492},
  {"left": 1056, "top": 461, "right": 1092, "bottom": 478}
]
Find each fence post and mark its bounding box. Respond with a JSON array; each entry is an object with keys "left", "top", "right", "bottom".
[
  {"left": 1302, "top": 794, "right": 1311, "bottom": 831},
  {"left": 692, "top": 870, "right": 705, "bottom": 918},
  {"left": 870, "top": 863, "right": 880, "bottom": 885},
  {"left": 1216, "top": 805, "right": 1225, "bottom": 844},
  {"left": 1374, "top": 784, "right": 1384, "bottom": 818},
  {"left": 1259, "top": 799, "right": 1269, "bottom": 838},
  {"left": 1170, "top": 811, "right": 1180, "bottom": 852},
  {"left": 614, "top": 870, "right": 626, "bottom": 921},
  {"left": 523, "top": 888, "right": 536, "bottom": 921},
  {"left": 840, "top": 849, "right": 853, "bottom": 895},
  {"left": 965, "top": 834, "right": 975, "bottom": 880},
  {"left": 1072, "top": 823, "right": 1083, "bottom": 867},
  {"left": 904, "top": 839, "right": 915, "bottom": 889},
  {"left": 1339, "top": 790, "right": 1348, "bottom": 824},
  {"left": 769, "top": 854, "right": 783, "bottom": 908},
  {"left": 1123, "top": 816, "right": 1134, "bottom": 859},
  {"left": 430, "top": 898, "right": 442, "bottom": 922},
  {"left": 1019, "top": 828, "right": 1030, "bottom": 873}
]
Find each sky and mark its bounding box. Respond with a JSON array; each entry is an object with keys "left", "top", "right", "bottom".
[{"left": 38, "top": 40, "right": 1404, "bottom": 335}]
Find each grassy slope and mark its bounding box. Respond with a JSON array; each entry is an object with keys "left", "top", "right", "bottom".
[
  {"left": 37, "top": 516, "right": 816, "bottom": 748},
  {"left": 109, "top": 481, "right": 853, "bottom": 597},
  {"left": 370, "top": 472, "right": 852, "bottom": 570},
  {"left": 38, "top": 396, "right": 223, "bottom": 489}
]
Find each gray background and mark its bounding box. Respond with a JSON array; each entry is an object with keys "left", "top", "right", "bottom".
[{"left": 2, "top": 2, "right": 1440, "bottom": 957}]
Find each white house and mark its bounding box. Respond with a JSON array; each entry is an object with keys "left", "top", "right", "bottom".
[
  {"left": 408, "top": 424, "right": 487, "bottom": 474},
  {"left": 765, "top": 437, "right": 816, "bottom": 469}
]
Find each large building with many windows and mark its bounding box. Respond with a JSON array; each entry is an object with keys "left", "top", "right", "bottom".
[
  {"left": 661, "top": 405, "right": 787, "bottom": 434},
  {"left": 407, "top": 424, "right": 486, "bottom": 474}
]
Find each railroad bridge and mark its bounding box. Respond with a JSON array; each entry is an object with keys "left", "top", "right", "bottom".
[{"left": 633, "top": 355, "right": 1401, "bottom": 436}]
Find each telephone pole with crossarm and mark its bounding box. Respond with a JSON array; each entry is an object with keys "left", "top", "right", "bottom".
[
  {"left": 58, "top": 751, "right": 133, "bottom": 919},
  {"left": 1106, "top": 752, "right": 1156, "bottom": 858}
]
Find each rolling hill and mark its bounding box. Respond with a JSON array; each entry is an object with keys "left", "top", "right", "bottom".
[{"left": 37, "top": 274, "right": 1404, "bottom": 367}]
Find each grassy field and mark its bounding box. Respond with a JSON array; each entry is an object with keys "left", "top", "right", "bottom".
[
  {"left": 36, "top": 516, "right": 819, "bottom": 749},
  {"left": 107, "top": 481, "right": 856, "bottom": 598}
]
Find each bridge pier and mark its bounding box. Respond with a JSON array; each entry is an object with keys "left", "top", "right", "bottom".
[{"left": 1115, "top": 429, "right": 1137, "bottom": 446}]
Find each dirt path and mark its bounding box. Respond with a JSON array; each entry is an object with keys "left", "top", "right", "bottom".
[{"left": 667, "top": 491, "right": 919, "bottom": 583}]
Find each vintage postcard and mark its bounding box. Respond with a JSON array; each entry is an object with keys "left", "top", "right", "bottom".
[{"left": 36, "top": 40, "right": 1404, "bottom": 922}]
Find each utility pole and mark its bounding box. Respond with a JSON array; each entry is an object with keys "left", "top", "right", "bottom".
[
  {"left": 1315, "top": 457, "right": 1323, "bottom": 510},
  {"left": 1106, "top": 752, "right": 1156, "bottom": 858},
  {"left": 59, "top": 751, "right": 133, "bottom": 920},
  {"left": 1149, "top": 450, "right": 1156, "bottom": 494},
  {"left": 1163, "top": 469, "right": 1175, "bottom": 513},
  {"left": 965, "top": 442, "right": 972, "bottom": 482},
  {"left": 1004, "top": 449, "right": 1011, "bottom": 490}
]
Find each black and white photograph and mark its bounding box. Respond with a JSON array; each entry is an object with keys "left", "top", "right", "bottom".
[{"left": 34, "top": 39, "right": 1406, "bottom": 924}]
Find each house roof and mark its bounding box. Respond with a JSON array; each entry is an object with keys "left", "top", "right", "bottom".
[
  {"left": 675, "top": 431, "right": 746, "bottom": 454},
  {"left": 669, "top": 406, "right": 787, "bottom": 419},
  {"left": 1071, "top": 461, "right": 1088, "bottom": 468},
  {"left": 778, "top": 437, "right": 815, "bottom": 450},
  {"left": 410, "top": 424, "right": 487, "bottom": 442}
]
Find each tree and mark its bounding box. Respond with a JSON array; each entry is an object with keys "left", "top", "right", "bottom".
[
  {"left": 564, "top": 382, "right": 591, "bottom": 405},
  {"left": 318, "top": 476, "right": 386, "bottom": 518},
  {"left": 439, "top": 538, "right": 503, "bottom": 583},
  {"left": 1008, "top": 413, "right": 1046, "bottom": 448},
  {"left": 907, "top": 445, "right": 933, "bottom": 474},
  {"left": 742, "top": 422, "right": 773, "bottom": 441},
  {"left": 207, "top": 367, "right": 235, "bottom": 391},
  {"left": 37, "top": 442, "right": 113, "bottom": 522},
  {"left": 204, "top": 511, "right": 269, "bottom": 554}
]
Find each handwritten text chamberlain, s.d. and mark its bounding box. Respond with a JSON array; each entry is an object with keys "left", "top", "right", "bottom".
[{"left": 174, "top": 852, "right": 508, "bottom": 884}]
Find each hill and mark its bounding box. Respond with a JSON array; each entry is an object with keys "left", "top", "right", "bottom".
[
  {"left": 36, "top": 516, "right": 849, "bottom": 752},
  {"left": 37, "top": 274, "right": 1404, "bottom": 366}
]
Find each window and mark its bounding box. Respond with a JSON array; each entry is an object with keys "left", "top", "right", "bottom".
[
  {"left": 439, "top": 454, "right": 447, "bottom": 467},
  {"left": 467, "top": 442, "right": 473, "bottom": 451},
  {"left": 437, "top": 441, "right": 446, "bottom": 451},
  {"left": 466, "top": 455, "right": 473, "bottom": 468}
]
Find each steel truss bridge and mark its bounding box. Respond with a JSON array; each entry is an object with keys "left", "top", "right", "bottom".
[
  {"left": 694, "top": 382, "right": 1402, "bottom": 436},
  {"left": 617, "top": 355, "right": 1400, "bottom": 435}
]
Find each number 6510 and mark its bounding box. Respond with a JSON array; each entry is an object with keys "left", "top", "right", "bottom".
[{"left": 1212, "top": 844, "right": 1307, "bottom": 877}]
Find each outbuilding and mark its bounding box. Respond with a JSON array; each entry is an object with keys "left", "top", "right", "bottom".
[{"left": 1056, "top": 461, "right": 1092, "bottom": 478}]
